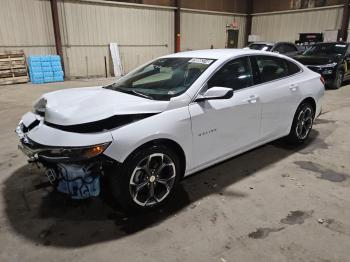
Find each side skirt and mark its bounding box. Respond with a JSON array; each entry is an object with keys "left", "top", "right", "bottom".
[{"left": 183, "top": 133, "right": 288, "bottom": 178}]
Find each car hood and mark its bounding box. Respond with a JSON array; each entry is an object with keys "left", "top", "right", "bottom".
[
  {"left": 293, "top": 54, "right": 340, "bottom": 66},
  {"left": 43, "top": 86, "right": 169, "bottom": 126}
]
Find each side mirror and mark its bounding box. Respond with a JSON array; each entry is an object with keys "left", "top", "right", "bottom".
[{"left": 195, "top": 87, "right": 233, "bottom": 102}]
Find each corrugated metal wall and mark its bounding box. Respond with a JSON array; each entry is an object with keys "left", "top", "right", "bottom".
[
  {"left": 58, "top": 0, "right": 174, "bottom": 78},
  {"left": 3, "top": 1, "right": 345, "bottom": 79},
  {"left": 0, "top": 0, "right": 174, "bottom": 78},
  {"left": 0, "top": 0, "right": 247, "bottom": 78},
  {"left": 181, "top": 10, "right": 247, "bottom": 51},
  {"left": 0, "top": 0, "right": 56, "bottom": 55},
  {"left": 251, "top": 6, "right": 343, "bottom": 42}
]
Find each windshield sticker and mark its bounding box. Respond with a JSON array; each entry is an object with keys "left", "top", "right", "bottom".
[{"left": 189, "top": 58, "right": 214, "bottom": 65}]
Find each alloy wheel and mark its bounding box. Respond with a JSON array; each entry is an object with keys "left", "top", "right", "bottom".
[
  {"left": 129, "top": 153, "right": 176, "bottom": 207},
  {"left": 295, "top": 107, "right": 313, "bottom": 140}
]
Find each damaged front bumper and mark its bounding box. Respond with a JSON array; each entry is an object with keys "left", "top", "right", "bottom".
[{"left": 16, "top": 112, "right": 115, "bottom": 199}]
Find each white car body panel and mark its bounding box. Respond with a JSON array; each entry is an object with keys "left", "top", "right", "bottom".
[
  {"left": 258, "top": 75, "right": 302, "bottom": 139},
  {"left": 18, "top": 49, "right": 324, "bottom": 178},
  {"left": 189, "top": 87, "right": 261, "bottom": 168},
  {"left": 43, "top": 86, "right": 169, "bottom": 125},
  {"left": 104, "top": 104, "right": 194, "bottom": 169}
]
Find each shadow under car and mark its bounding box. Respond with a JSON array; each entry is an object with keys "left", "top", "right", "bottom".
[{"left": 3, "top": 130, "right": 323, "bottom": 247}]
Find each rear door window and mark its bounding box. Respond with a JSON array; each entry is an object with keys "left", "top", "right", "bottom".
[
  {"left": 255, "top": 56, "right": 288, "bottom": 83},
  {"left": 254, "top": 56, "right": 301, "bottom": 84},
  {"left": 286, "top": 60, "right": 301, "bottom": 75}
]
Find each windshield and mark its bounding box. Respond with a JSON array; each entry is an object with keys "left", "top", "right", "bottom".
[
  {"left": 248, "top": 43, "right": 273, "bottom": 51},
  {"left": 303, "top": 43, "right": 347, "bottom": 56},
  {"left": 104, "top": 57, "right": 215, "bottom": 100}
]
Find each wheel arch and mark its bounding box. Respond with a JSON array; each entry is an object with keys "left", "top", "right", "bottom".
[
  {"left": 288, "top": 97, "right": 316, "bottom": 132},
  {"left": 126, "top": 138, "right": 187, "bottom": 179},
  {"left": 300, "top": 97, "right": 316, "bottom": 116}
]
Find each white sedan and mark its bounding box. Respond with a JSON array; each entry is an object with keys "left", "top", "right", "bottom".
[{"left": 16, "top": 49, "right": 324, "bottom": 212}]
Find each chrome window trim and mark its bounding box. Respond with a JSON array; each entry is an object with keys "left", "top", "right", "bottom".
[{"left": 191, "top": 54, "right": 304, "bottom": 103}]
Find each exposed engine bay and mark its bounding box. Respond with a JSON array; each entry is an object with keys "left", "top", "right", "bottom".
[
  {"left": 14, "top": 85, "right": 170, "bottom": 200},
  {"left": 16, "top": 113, "right": 113, "bottom": 199}
]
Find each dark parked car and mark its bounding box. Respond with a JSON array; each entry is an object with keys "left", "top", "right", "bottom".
[
  {"left": 293, "top": 42, "right": 350, "bottom": 89},
  {"left": 246, "top": 42, "right": 300, "bottom": 56}
]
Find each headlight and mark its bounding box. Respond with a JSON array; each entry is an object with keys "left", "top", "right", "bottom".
[
  {"left": 33, "top": 97, "right": 47, "bottom": 116},
  {"left": 319, "top": 62, "right": 337, "bottom": 75},
  {"left": 322, "top": 69, "right": 334, "bottom": 75},
  {"left": 40, "top": 142, "right": 111, "bottom": 161}
]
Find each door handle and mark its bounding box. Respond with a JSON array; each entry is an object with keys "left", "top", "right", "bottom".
[
  {"left": 247, "top": 95, "right": 259, "bottom": 104},
  {"left": 289, "top": 84, "right": 298, "bottom": 92}
]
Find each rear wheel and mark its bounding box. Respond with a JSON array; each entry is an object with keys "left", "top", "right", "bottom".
[
  {"left": 109, "top": 145, "right": 182, "bottom": 213},
  {"left": 286, "top": 102, "right": 314, "bottom": 144}
]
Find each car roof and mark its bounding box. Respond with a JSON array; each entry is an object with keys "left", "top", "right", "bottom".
[{"left": 162, "top": 48, "right": 277, "bottom": 60}]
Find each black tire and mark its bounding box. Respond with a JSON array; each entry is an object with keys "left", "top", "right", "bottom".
[
  {"left": 108, "top": 144, "right": 182, "bottom": 213},
  {"left": 286, "top": 102, "right": 315, "bottom": 144},
  {"left": 330, "top": 69, "right": 343, "bottom": 89}
]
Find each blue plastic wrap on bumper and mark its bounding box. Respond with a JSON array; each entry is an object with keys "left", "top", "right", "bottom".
[
  {"left": 15, "top": 115, "right": 109, "bottom": 200},
  {"left": 55, "top": 163, "right": 100, "bottom": 199}
]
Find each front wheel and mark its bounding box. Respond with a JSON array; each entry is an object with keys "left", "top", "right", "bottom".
[
  {"left": 109, "top": 145, "right": 182, "bottom": 213},
  {"left": 286, "top": 102, "right": 314, "bottom": 144},
  {"left": 330, "top": 70, "right": 343, "bottom": 89}
]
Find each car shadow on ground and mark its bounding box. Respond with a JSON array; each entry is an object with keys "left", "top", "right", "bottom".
[{"left": 3, "top": 130, "right": 323, "bottom": 247}]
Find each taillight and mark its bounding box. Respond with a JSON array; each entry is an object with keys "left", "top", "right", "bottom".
[{"left": 320, "top": 76, "right": 325, "bottom": 86}]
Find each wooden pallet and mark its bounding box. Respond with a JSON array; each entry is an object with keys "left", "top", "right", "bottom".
[
  {"left": 0, "top": 50, "right": 29, "bottom": 86},
  {"left": 0, "top": 76, "right": 29, "bottom": 85}
]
